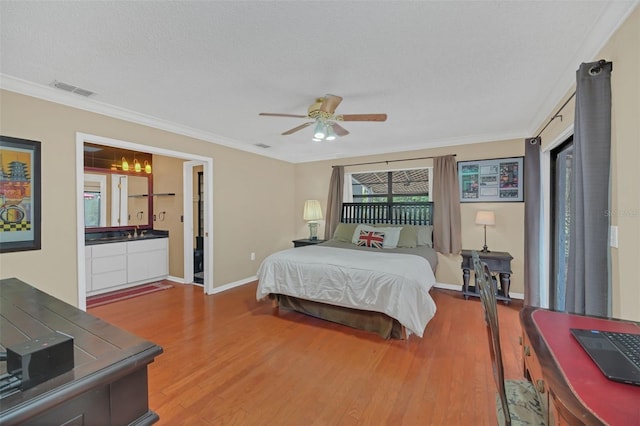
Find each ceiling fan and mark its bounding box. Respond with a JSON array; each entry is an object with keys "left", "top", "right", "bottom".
[{"left": 259, "top": 94, "right": 387, "bottom": 141}]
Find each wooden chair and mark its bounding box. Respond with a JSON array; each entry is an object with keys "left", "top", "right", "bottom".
[{"left": 472, "top": 251, "right": 546, "bottom": 426}]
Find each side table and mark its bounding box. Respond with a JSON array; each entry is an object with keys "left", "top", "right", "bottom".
[
  {"left": 460, "top": 249, "right": 513, "bottom": 303},
  {"left": 292, "top": 238, "right": 326, "bottom": 247}
]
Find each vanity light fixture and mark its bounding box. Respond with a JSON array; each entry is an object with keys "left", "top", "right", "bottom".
[
  {"left": 134, "top": 158, "right": 142, "bottom": 173},
  {"left": 144, "top": 160, "right": 152, "bottom": 174},
  {"left": 121, "top": 157, "right": 129, "bottom": 171}
]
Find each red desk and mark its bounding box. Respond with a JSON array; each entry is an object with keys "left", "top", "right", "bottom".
[{"left": 520, "top": 306, "right": 640, "bottom": 425}]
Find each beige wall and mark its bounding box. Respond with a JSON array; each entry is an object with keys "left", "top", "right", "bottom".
[
  {"left": 293, "top": 141, "right": 526, "bottom": 294},
  {"left": 536, "top": 6, "right": 639, "bottom": 320},
  {"left": 151, "top": 154, "right": 186, "bottom": 277},
  {"left": 0, "top": 90, "right": 295, "bottom": 305}
]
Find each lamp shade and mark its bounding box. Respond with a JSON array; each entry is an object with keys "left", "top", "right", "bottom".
[
  {"left": 303, "top": 200, "right": 323, "bottom": 221},
  {"left": 475, "top": 211, "right": 495, "bottom": 225},
  {"left": 313, "top": 121, "right": 326, "bottom": 139}
]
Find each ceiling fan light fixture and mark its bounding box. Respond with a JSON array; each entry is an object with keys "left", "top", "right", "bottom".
[
  {"left": 313, "top": 120, "right": 326, "bottom": 139},
  {"left": 325, "top": 124, "right": 337, "bottom": 141}
]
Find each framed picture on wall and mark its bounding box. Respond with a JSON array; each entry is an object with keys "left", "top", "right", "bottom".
[
  {"left": 458, "top": 156, "right": 524, "bottom": 203},
  {"left": 0, "top": 135, "right": 42, "bottom": 253}
]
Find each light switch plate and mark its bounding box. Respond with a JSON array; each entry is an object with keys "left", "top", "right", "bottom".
[{"left": 610, "top": 225, "right": 618, "bottom": 248}]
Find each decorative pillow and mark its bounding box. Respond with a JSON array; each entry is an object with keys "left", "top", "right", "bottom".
[
  {"left": 373, "top": 226, "right": 403, "bottom": 249},
  {"left": 375, "top": 224, "right": 418, "bottom": 248},
  {"left": 351, "top": 224, "right": 376, "bottom": 244},
  {"left": 332, "top": 223, "right": 358, "bottom": 243},
  {"left": 356, "top": 230, "right": 385, "bottom": 249},
  {"left": 417, "top": 225, "right": 433, "bottom": 247}
]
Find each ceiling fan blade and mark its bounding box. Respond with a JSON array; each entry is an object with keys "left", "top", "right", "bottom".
[
  {"left": 330, "top": 122, "right": 350, "bottom": 137},
  {"left": 282, "top": 122, "right": 313, "bottom": 135},
  {"left": 339, "top": 114, "right": 387, "bottom": 122},
  {"left": 320, "top": 94, "right": 343, "bottom": 114},
  {"left": 259, "top": 113, "right": 308, "bottom": 118}
]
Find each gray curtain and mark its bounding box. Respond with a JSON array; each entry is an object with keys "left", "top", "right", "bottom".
[
  {"left": 566, "top": 60, "right": 612, "bottom": 317},
  {"left": 324, "top": 166, "right": 344, "bottom": 240},
  {"left": 524, "top": 137, "right": 542, "bottom": 306},
  {"left": 433, "top": 155, "right": 461, "bottom": 254}
]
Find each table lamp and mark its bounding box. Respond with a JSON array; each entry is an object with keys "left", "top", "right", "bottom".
[
  {"left": 475, "top": 211, "right": 495, "bottom": 253},
  {"left": 303, "top": 200, "right": 323, "bottom": 240}
]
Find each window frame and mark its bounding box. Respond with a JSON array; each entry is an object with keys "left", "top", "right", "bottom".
[{"left": 349, "top": 167, "right": 432, "bottom": 204}]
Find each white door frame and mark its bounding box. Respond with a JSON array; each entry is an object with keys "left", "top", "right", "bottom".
[{"left": 76, "top": 132, "right": 214, "bottom": 309}]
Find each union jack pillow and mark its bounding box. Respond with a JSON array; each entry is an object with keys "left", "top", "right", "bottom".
[{"left": 356, "top": 230, "right": 385, "bottom": 249}]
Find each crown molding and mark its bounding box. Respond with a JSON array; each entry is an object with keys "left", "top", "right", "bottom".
[{"left": 0, "top": 74, "right": 288, "bottom": 162}]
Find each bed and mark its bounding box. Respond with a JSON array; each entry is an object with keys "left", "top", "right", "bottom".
[{"left": 256, "top": 202, "right": 438, "bottom": 339}]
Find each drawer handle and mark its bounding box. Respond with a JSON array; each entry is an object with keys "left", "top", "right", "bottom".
[
  {"left": 536, "top": 379, "right": 545, "bottom": 394},
  {"left": 519, "top": 336, "right": 523, "bottom": 346},
  {"left": 524, "top": 345, "right": 531, "bottom": 356}
]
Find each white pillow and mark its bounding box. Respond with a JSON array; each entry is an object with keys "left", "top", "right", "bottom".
[
  {"left": 351, "top": 224, "right": 376, "bottom": 244},
  {"left": 375, "top": 226, "right": 403, "bottom": 249}
]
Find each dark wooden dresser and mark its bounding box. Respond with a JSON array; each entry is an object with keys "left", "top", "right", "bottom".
[{"left": 0, "top": 278, "right": 163, "bottom": 425}]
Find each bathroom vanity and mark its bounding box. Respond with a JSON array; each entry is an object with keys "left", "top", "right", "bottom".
[{"left": 85, "top": 231, "right": 168, "bottom": 295}]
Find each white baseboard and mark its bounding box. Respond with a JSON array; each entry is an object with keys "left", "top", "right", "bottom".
[
  {"left": 211, "top": 276, "right": 257, "bottom": 294},
  {"left": 179, "top": 277, "right": 525, "bottom": 301},
  {"left": 434, "top": 282, "right": 460, "bottom": 292},
  {"left": 433, "top": 282, "right": 523, "bottom": 300}
]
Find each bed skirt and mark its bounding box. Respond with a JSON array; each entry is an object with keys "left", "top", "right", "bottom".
[{"left": 273, "top": 294, "right": 405, "bottom": 339}]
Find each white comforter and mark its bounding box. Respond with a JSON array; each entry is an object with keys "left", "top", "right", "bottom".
[{"left": 256, "top": 245, "right": 437, "bottom": 337}]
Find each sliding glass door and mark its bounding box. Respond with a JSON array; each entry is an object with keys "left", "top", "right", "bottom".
[{"left": 550, "top": 137, "right": 573, "bottom": 311}]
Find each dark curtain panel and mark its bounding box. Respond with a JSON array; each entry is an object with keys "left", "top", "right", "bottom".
[
  {"left": 524, "top": 137, "right": 542, "bottom": 306},
  {"left": 433, "top": 155, "right": 461, "bottom": 254},
  {"left": 324, "top": 166, "right": 344, "bottom": 240},
  {"left": 566, "top": 60, "right": 612, "bottom": 317}
]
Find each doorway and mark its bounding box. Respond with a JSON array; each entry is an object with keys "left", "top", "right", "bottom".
[
  {"left": 181, "top": 161, "right": 210, "bottom": 288},
  {"left": 75, "top": 133, "right": 214, "bottom": 310}
]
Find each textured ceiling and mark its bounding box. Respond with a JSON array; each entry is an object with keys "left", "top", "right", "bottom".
[{"left": 1, "top": 1, "right": 637, "bottom": 163}]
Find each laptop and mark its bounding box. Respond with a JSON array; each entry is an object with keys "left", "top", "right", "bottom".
[{"left": 570, "top": 328, "right": 640, "bottom": 386}]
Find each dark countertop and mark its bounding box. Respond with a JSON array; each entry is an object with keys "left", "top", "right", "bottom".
[{"left": 85, "top": 229, "right": 168, "bottom": 246}]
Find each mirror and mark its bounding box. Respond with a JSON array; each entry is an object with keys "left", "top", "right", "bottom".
[
  {"left": 83, "top": 143, "right": 154, "bottom": 230},
  {"left": 84, "top": 170, "right": 153, "bottom": 229}
]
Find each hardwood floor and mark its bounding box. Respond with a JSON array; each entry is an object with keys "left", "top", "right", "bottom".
[{"left": 89, "top": 281, "right": 524, "bottom": 425}]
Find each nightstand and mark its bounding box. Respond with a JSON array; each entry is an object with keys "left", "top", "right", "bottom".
[
  {"left": 460, "top": 249, "right": 512, "bottom": 303},
  {"left": 292, "top": 238, "right": 326, "bottom": 247}
]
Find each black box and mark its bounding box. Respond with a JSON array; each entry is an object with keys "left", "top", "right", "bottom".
[{"left": 7, "top": 332, "right": 74, "bottom": 390}]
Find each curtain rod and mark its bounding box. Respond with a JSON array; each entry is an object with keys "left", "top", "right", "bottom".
[
  {"left": 534, "top": 58, "right": 612, "bottom": 139},
  {"left": 535, "top": 92, "right": 576, "bottom": 139},
  {"left": 333, "top": 154, "right": 456, "bottom": 168}
]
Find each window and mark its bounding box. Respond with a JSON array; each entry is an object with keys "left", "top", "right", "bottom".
[
  {"left": 83, "top": 173, "right": 107, "bottom": 227},
  {"left": 350, "top": 168, "right": 431, "bottom": 203},
  {"left": 83, "top": 191, "right": 102, "bottom": 227}
]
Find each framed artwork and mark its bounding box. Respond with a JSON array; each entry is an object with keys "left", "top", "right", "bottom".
[
  {"left": 458, "top": 156, "right": 524, "bottom": 202},
  {"left": 0, "top": 135, "right": 42, "bottom": 252}
]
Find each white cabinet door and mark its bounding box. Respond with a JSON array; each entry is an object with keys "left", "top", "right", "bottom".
[
  {"left": 91, "top": 242, "right": 128, "bottom": 291},
  {"left": 127, "top": 238, "right": 168, "bottom": 284},
  {"left": 85, "top": 246, "right": 93, "bottom": 291}
]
